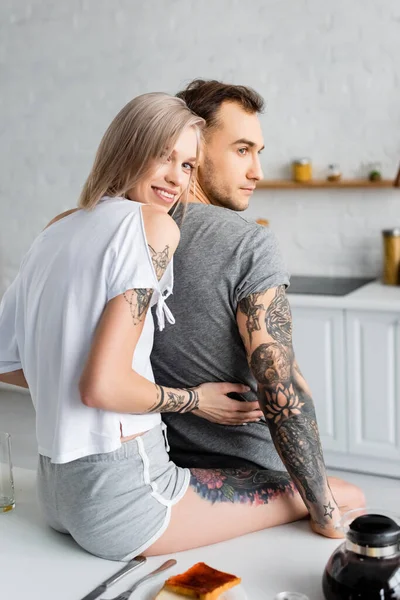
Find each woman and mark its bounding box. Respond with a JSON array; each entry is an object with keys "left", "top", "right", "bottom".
[{"left": 0, "top": 92, "right": 348, "bottom": 562}]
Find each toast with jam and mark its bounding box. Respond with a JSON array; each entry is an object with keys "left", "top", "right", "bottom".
[{"left": 155, "top": 562, "right": 241, "bottom": 599}]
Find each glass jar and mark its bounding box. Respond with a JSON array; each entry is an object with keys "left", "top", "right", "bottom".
[
  {"left": 323, "top": 513, "right": 400, "bottom": 600},
  {"left": 382, "top": 228, "right": 400, "bottom": 285},
  {"left": 292, "top": 158, "right": 312, "bottom": 182},
  {"left": 327, "top": 164, "right": 342, "bottom": 182}
]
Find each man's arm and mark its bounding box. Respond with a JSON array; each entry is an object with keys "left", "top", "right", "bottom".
[{"left": 237, "top": 286, "right": 340, "bottom": 534}]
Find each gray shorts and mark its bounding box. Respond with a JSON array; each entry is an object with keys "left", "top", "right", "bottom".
[{"left": 37, "top": 423, "right": 190, "bottom": 561}]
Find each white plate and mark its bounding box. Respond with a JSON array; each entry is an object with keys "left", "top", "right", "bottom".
[
  {"left": 221, "top": 584, "right": 248, "bottom": 600},
  {"left": 145, "top": 582, "right": 247, "bottom": 600}
]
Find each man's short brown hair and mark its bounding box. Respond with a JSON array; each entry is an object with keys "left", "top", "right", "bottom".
[{"left": 176, "top": 79, "right": 265, "bottom": 130}]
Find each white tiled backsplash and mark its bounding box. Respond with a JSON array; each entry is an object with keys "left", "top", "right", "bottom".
[{"left": 1, "top": 0, "right": 400, "bottom": 295}]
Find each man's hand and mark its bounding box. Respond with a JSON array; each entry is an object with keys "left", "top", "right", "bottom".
[{"left": 192, "top": 382, "right": 263, "bottom": 425}]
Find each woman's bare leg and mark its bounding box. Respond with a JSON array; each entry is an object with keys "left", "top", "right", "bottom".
[{"left": 144, "top": 469, "right": 365, "bottom": 556}]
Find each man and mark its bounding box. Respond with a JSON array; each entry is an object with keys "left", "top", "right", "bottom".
[{"left": 151, "top": 79, "right": 365, "bottom": 533}]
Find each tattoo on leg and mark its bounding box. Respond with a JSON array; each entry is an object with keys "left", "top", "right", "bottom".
[
  {"left": 148, "top": 244, "right": 170, "bottom": 281},
  {"left": 123, "top": 289, "right": 153, "bottom": 325},
  {"left": 238, "top": 293, "right": 265, "bottom": 342},
  {"left": 148, "top": 386, "right": 199, "bottom": 413},
  {"left": 190, "top": 467, "right": 295, "bottom": 505},
  {"left": 265, "top": 286, "right": 292, "bottom": 345}
]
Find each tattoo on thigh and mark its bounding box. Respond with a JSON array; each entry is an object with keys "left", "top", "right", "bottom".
[
  {"left": 123, "top": 289, "right": 153, "bottom": 325},
  {"left": 148, "top": 244, "right": 170, "bottom": 281},
  {"left": 265, "top": 286, "right": 292, "bottom": 346},
  {"left": 190, "top": 467, "right": 295, "bottom": 505}
]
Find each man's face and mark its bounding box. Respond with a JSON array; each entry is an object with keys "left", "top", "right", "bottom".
[{"left": 198, "top": 101, "right": 264, "bottom": 211}]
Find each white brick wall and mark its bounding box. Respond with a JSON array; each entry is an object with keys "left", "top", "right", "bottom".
[{"left": 1, "top": 0, "right": 399, "bottom": 292}]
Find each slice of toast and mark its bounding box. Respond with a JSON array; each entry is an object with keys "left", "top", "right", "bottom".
[{"left": 161, "top": 561, "right": 241, "bottom": 600}]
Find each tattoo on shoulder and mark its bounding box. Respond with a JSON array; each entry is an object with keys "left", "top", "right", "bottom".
[
  {"left": 265, "top": 286, "right": 292, "bottom": 346},
  {"left": 148, "top": 386, "right": 200, "bottom": 413},
  {"left": 123, "top": 289, "right": 153, "bottom": 325},
  {"left": 148, "top": 244, "right": 170, "bottom": 281},
  {"left": 238, "top": 293, "right": 265, "bottom": 342}
]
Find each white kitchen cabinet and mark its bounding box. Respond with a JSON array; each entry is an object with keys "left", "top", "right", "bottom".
[
  {"left": 291, "top": 307, "right": 347, "bottom": 453},
  {"left": 290, "top": 298, "right": 400, "bottom": 478},
  {"left": 346, "top": 310, "right": 400, "bottom": 464}
]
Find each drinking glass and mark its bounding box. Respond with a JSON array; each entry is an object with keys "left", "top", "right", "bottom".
[{"left": 0, "top": 432, "right": 15, "bottom": 513}]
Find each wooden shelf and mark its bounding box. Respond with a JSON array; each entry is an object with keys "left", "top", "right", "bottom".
[{"left": 257, "top": 179, "right": 398, "bottom": 190}]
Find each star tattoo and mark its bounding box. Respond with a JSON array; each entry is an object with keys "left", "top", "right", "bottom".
[{"left": 323, "top": 501, "right": 335, "bottom": 519}]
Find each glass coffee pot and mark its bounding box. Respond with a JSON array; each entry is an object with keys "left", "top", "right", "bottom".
[{"left": 323, "top": 510, "right": 400, "bottom": 599}]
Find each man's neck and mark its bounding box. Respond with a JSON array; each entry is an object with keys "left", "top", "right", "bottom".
[{"left": 188, "top": 178, "right": 212, "bottom": 205}]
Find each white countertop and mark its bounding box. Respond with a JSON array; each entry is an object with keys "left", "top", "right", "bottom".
[
  {"left": 1, "top": 467, "right": 341, "bottom": 600},
  {"left": 288, "top": 280, "right": 400, "bottom": 312}
]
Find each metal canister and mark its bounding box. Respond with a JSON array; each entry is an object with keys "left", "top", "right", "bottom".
[
  {"left": 292, "top": 158, "right": 312, "bottom": 182},
  {"left": 382, "top": 228, "right": 400, "bottom": 285},
  {"left": 274, "top": 593, "right": 310, "bottom": 600}
]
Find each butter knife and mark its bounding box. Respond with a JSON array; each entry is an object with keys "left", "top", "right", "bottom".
[{"left": 79, "top": 555, "right": 147, "bottom": 600}]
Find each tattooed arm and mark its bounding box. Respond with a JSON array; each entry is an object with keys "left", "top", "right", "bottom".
[
  {"left": 79, "top": 208, "right": 247, "bottom": 415},
  {"left": 80, "top": 282, "right": 246, "bottom": 415},
  {"left": 237, "top": 286, "right": 340, "bottom": 534},
  {"left": 79, "top": 209, "right": 195, "bottom": 413},
  {"left": 79, "top": 287, "right": 201, "bottom": 413}
]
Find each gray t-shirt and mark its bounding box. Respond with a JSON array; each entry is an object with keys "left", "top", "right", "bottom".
[{"left": 151, "top": 204, "right": 290, "bottom": 470}]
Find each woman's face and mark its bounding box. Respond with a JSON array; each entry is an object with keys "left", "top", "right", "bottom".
[{"left": 128, "top": 126, "right": 198, "bottom": 212}]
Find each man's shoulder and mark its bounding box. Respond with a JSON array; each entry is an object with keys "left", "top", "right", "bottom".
[{"left": 184, "top": 204, "right": 268, "bottom": 237}]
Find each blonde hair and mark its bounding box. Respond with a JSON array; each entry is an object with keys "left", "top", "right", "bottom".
[{"left": 79, "top": 93, "right": 204, "bottom": 210}]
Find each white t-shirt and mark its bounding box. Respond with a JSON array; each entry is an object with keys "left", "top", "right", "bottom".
[{"left": 0, "top": 197, "right": 175, "bottom": 463}]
